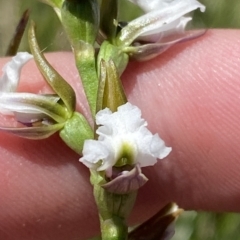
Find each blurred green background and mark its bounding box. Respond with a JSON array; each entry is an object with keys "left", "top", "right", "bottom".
[
  {"left": 0, "top": 0, "right": 240, "bottom": 239},
  {"left": 0, "top": 0, "right": 70, "bottom": 55}
]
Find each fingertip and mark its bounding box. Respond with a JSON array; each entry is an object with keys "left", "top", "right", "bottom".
[{"left": 123, "top": 29, "right": 240, "bottom": 212}]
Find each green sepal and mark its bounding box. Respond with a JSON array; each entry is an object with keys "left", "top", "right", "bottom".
[
  {"left": 0, "top": 123, "right": 64, "bottom": 140},
  {"left": 90, "top": 170, "right": 137, "bottom": 240},
  {"left": 61, "top": 0, "right": 99, "bottom": 46},
  {"left": 99, "top": 0, "right": 118, "bottom": 41},
  {"left": 28, "top": 21, "right": 76, "bottom": 116},
  {"left": 97, "top": 41, "right": 129, "bottom": 76},
  {"left": 97, "top": 59, "right": 127, "bottom": 113},
  {"left": 74, "top": 41, "right": 99, "bottom": 116},
  {"left": 59, "top": 112, "right": 93, "bottom": 154}
]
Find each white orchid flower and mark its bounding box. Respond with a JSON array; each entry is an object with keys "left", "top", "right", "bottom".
[
  {"left": 80, "top": 102, "right": 171, "bottom": 173},
  {"left": 0, "top": 52, "right": 73, "bottom": 139},
  {"left": 118, "top": 0, "right": 206, "bottom": 60}
]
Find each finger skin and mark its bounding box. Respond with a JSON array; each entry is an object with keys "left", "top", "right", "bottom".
[
  {"left": 0, "top": 29, "right": 240, "bottom": 239},
  {"left": 124, "top": 29, "right": 240, "bottom": 213}
]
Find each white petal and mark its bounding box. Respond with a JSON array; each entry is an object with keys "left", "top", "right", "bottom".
[
  {"left": 129, "top": 0, "right": 168, "bottom": 12},
  {"left": 139, "top": 16, "right": 192, "bottom": 42},
  {"left": 117, "top": 102, "right": 146, "bottom": 132},
  {"left": 95, "top": 107, "right": 113, "bottom": 125},
  {"left": 120, "top": 0, "right": 205, "bottom": 45},
  {"left": 96, "top": 102, "right": 146, "bottom": 138},
  {"left": 150, "top": 134, "right": 172, "bottom": 159},
  {"left": 0, "top": 52, "right": 33, "bottom": 93},
  {"left": 80, "top": 140, "right": 114, "bottom": 171},
  {"left": 135, "top": 128, "right": 159, "bottom": 167},
  {"left": 129, "top": 0, "right": 205, "bottom": 13}
]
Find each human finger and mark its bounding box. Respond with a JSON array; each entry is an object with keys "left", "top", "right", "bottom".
[{"left": 0, "top": 29, "right": 240, "bottom": 240}]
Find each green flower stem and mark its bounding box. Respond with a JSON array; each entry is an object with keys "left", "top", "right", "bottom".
[
  {"left": 61, "top": 0, "right": 99, "bottom": 116},
  {"left": 100, "top": 216, "right": 128, "bottom": 240},
  {"left": 74, "top": 41, "right": 99, "bottom": 116},
  {"left": 94, "top": 41, "right": 132, "bottom": 240},
  {"left": 91, "top": 170, "right": 137, "bottom": 240}
]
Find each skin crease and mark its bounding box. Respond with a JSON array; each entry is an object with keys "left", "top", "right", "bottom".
[{"left": 0, "top": 29, "right": 240, "bottom": 239}]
